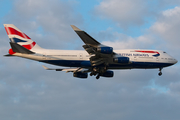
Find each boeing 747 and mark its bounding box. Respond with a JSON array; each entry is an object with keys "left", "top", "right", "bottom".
[{"left": 4, "top": 24, "right": 178, "bottom": 79}]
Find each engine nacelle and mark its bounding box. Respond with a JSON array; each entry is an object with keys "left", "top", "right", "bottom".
[
  {"left": 113, "top": 57, "right": 129, "bottom": 64},
  {"left": 100, "top": 71, "right": 114, "bottom": 77},
  {"left": 97, "top": 47, "right": 113, "bottom": 54},
  {"left": 73, "top": 72, "right": 88, "bottom": 78}
]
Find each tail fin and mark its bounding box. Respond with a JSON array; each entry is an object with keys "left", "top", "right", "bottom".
[{"left": 4, "top": 24, "right": 42, "bottom": 55}]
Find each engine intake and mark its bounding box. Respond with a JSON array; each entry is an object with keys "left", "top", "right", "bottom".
[
  {"left": 73, "top": 72, "right": 88, "bottom": 78},
  {"left": 113, "top": 57, "right": 129, "bottom": 64},
  {"left": 100, "top": 71, "right": 114, "bottom": 77},
  {"left": 97, "top": 47, "right": 113, "bottom": 54}
]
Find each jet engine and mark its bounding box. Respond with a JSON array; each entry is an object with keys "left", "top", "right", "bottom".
[
  {"left": 100, "top": 71, "right": 114, "bottom": 77},
  {"left": 73, "top": 72, "right": 88, "bottom": 78},
  {"left": 113, "top": 57, "right": 129, "bottom": 64},
  {"left": 97, "top": 47, "right": 113, "bottom": 54}
]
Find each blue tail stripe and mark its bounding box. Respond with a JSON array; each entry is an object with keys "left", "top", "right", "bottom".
[{"left": 10, "top": 38, "right": 27, "bottom": 43}]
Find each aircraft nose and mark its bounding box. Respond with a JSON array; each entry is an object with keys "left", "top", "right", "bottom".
[
  {"left": 174, "top": 59, "right": 178, "bottom": 64},
  {"left": 172, "top": 58, "right": 178, "bottom": 64}
]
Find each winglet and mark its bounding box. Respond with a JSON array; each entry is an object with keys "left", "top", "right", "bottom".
[
  {"left": 71, "top": 25, "right": 82, "bottom": 31},
  {"left": 42, "top": 65, "right": 50, "bottom": 70},
  {"left": 70, "top": 25, "right": 100, "bottom": 46}
]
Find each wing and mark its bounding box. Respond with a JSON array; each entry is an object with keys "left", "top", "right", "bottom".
[
  {"left": 42, "top": 65, "right": 90, "bottom": 79},
  {"left": 71, "top": 25, "right": 115, "bottom": 66},
  {"left": 71, "top": 25, "right": 100, "bottom": 47},
  {"left": 42, "top": 65, "right": 89, "bottom": 73},
  {"left": 43, "top": 26, "right": 130, "bottom": 79}
]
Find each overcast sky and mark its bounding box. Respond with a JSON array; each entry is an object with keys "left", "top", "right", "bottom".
[{"left": 0, "top": 0, "right": 180, "bottom": 120}]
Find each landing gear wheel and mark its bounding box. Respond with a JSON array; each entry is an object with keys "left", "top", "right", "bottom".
[
  {"left": 158, "top": 72, "right": 162, "bottom": 76},
  {"left": 90, "top": 73, "right": 93, "bottom": 76},
  {"left": 90, "top": 72, "right": 97, "bottom": 76},
  {"left": 158, "top": 68, "right": 163, "bottom": 76},
  {"left": 96, "top": 75, "right": 100, "bottom": 79}
]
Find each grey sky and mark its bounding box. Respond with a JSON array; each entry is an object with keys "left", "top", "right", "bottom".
[{"left": 0, "top": 0, "right": 180, "bottom": 120}]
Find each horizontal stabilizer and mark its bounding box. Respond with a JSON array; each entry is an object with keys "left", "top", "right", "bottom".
[
  {"left": 4, "top": 54, "right": 14, "bottom": 57},
  {"left": 10, "top": 42, "right": 34, "bottom": 54}
]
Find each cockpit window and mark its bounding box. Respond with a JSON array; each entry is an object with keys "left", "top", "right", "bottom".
[{"left": 163, "top": 51, "right": 166, "bottom": 53}]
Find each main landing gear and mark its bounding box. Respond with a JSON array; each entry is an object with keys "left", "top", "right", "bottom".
[
  {"left": 90, "top": 66, "right": 107, "bottom": 80},
  {"left": 90, "top": 72, "right": 100, "bottom": 79},
  {"left": 96, "top": 74, "right": 100, "bottom": 79},
  {"left": 158, "top": 68, "right": 163, "bottom": 76}
]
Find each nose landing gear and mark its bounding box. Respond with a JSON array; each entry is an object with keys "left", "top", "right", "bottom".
[{"left": 158, "top": 68, "right": 163, "bottom": 76}]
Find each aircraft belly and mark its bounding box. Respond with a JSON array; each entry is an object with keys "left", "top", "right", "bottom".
[
  {"left": 40, "top": 60, "right": 91, "bottom": 67},
  {"left": 40, "top": 59, "right": 173, "bottom": 69},
  {"left": 108, "top": 62, "right": 174, "bottom": 69}
]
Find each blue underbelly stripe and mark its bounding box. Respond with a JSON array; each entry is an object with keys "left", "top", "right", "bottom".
[{"left": 40, "top": 60, "right": 173, "bottom": 69}]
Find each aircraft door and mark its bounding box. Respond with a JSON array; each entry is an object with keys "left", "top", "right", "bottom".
[
  {"left": 79, "top": 53, "right": 83, "bottom": 59},
  {"left": 134, "top": 56, "right": 137, "bottom": 61},
  {"left": 42, "top": 53, "right": 47, "bottom": 60},
  {"left": 156, "top": 57, "right": 159, "bottom": 61}
]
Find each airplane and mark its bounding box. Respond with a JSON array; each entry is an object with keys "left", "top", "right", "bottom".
[{"left": 3, "top": 24, "right": 178, "bottom": 79}]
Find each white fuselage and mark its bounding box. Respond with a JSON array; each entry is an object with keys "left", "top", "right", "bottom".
[
  {"left": 13, "top": 49, "right": 177, "bottom": 69},
  {"left": 4, "top": 24, "right": 178, "bottom": 78}
]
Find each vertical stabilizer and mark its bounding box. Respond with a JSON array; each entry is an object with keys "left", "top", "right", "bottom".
[{"left": 4, "top": 24, "right": 42, "bottom": 55}]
